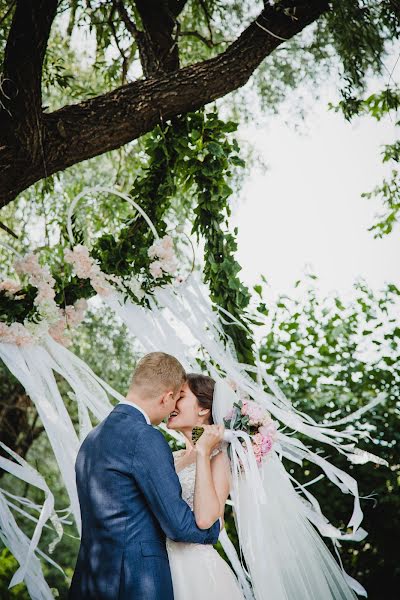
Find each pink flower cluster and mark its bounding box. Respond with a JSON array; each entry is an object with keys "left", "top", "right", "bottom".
[
  {"left": 14, "top": 253, "right": 59, "bottom": 322},
  {"left": 251, "top": 411, "right": 277, "bottom": 464},
  {"left": 252, "top": 432, "right": 274, "bottom": 464},
  {"left": 48, "top": 299, "right": 88, "bottom": 346},
  {"left": 242, "top": 399, "right": 268, "bottom": 426},
  {"left": 0, "top": 252, "right": 89, "bottom": 347},
  {"left": 148, "top": 235, "right": 178, "bottom": 279},
  {"left": 15, "top": 253, "right": 57, "bottom": 307},
  {"left": 64, "top": 245, "right": 112, "bottom": 296},
  {"left": 225, "top": 397, "right": 278, "bottom": 466},
  {"left": 0, "top": 280, "right": 22, "bottom": 297},
  {"left": 0, "top": 322, "right": 34, "bottom": 346}
]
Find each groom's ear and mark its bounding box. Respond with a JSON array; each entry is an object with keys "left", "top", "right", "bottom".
[{"left": 160, "top": 389, "right": 174, "bottom": 405}]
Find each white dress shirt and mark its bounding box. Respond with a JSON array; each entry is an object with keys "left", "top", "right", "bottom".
[{"left": 118, "top": 399, "right": 151, "bottom": 424}]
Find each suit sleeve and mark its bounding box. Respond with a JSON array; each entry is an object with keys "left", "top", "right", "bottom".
[{"left": 131, "top": 426, "right": 220, "bottom": 544}]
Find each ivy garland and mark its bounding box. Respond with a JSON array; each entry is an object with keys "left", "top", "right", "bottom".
[
  {"left": 169, "top": 111, "right": 255, "bottom": 365},
  {"left": 93, "top": 110, "right": 255, "bottom": 364},
  {"left": 1, "top": 110, "right": 254, "bottom": 363}
]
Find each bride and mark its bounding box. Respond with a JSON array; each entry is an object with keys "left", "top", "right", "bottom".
[
  {"left": 166, "top": 373, "right": 244, "bottom": 600},
  {"left": 166, "top": 372, "right": 358, "bottom": 600}
]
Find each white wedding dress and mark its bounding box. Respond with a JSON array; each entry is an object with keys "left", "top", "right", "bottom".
[{"left": 166, "top": 448, "right": 244, "bottom": 600}]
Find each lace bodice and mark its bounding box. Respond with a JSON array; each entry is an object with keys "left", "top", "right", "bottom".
[
  {"left": 173, "top": 446, "right": 222, "bottom": 510},
  {"left": 175, "top": 459, "right": 197, "bottom": 509}
]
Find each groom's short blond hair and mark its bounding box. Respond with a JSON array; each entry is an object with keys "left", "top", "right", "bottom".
[{"left": 129, "top": 352, "right": 186, "bottom": 397}]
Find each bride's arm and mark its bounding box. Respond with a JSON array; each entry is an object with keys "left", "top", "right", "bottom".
[{"left": 193, "top": 425, "right": 230, "bottom": 530}]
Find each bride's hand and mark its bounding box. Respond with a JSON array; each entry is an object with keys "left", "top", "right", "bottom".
[{"left": 195, "top": 424, "right": 224, "bottom": 456}]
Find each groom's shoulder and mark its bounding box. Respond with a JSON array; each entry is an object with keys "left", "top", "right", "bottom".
[
  {"left": 99, "top": 405, "right": 147, "bottom": 442},
  {"left": 133, "top": 424, "right": 172, "bottom": 456}
]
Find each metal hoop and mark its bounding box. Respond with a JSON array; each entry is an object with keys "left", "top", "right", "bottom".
[
  {"left": 66, "top": 186, "right": 160, "bottom": 246},
  {"left": 0, "top": 241, "right": 22, "bottom": 259}
]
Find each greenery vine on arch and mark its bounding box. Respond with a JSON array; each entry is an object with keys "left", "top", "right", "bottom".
[{"left": 94, "top": 110, "right": 255, "bottom": 365}]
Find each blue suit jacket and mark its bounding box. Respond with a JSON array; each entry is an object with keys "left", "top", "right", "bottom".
[{"left": 69, "top": 403, "right": 220, "bottom": 600}]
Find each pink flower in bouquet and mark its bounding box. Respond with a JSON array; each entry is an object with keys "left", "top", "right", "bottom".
[
  {"left": 259, "top": 421, "right": 278, "bottom": 442},
  {"left": 246, "top": 400, "right": 265, "bottom": 425},
  {"left": 241, "top": 401, "right": 248, "bottom": 415},
  {"left": 253, "top": 443, "right": 262, "bottom": 457},
  {"left": 260, "top": 435, "right": 273, "bottom": 455},
  {"left": 252, "top": 433, "right": 263, "bottom": 446}
]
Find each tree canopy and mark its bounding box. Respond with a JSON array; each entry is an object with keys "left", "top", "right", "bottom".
[{"left": 0, "top": 0, "right": 399, "bottom": 206}]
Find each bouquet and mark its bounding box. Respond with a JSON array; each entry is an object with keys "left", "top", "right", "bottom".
[
  {"left": 191, "top": 399, "right": 278, "bottom": 466},
  {"left": 224, "top": 399, "right": 278, "bottom": 464}
]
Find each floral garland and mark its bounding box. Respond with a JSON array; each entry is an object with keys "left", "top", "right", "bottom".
[
  {"left": 0, "top": 252, "right": 87, "bottom": 346},
  {"left": 1, "top": 110, "right": 251, "bottom": 356},
  {"left": 0, "top": 234, "right": 179, "bottom": 347}
]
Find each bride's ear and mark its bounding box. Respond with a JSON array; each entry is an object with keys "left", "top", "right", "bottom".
[{"left": 198, "top": 408, "right": 210, "bottom": 417}]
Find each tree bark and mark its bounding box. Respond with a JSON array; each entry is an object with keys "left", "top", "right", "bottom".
[
  {"left": 0, "top": 1, "right": 329, "bottom": 208},
  {"left": 0, "top": 384, "right": 42, "bottom": 471},
  {"left": 0, "top": 0, "right": 58, "bottom": 207}
]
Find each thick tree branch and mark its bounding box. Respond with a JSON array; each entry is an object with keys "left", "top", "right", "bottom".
[
  {"left": 179, "top": 29, "right": 230, "bottom": 48},
  {"left": 132, "top": 0, "right": 182, "bottom": 76},
  {"left": 0, "top": 1, "right": 329, "bottom": 207},
  {"left": 0, "top": 0, "right": 58, "bottom": 151}
]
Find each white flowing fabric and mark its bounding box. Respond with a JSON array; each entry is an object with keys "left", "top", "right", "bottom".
[
  {"left": 0, "top": 228, "right": 387, "bottom": 598},
  {"left": 0, "top": 442, "right": 64, "bottom": 598},
  {"left": 0, "top": 493, "right": 54, "bottom": 600},
  {"left": 101, "top": 274, "right": 387, "bottom": 598},
  {"left": 213, "top": 380, "right": 363, "bottom": 600},
  {"left": 0, "top": 332, "right": 183, "bottom": 595}
]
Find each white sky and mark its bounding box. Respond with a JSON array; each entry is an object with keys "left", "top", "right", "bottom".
[{"left": 232, "top": 87, "right": 399, "bottom": 296}]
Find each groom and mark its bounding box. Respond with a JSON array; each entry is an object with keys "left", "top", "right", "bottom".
[{"left": 69, "top": 352, "right": 220, "bottom": 600}]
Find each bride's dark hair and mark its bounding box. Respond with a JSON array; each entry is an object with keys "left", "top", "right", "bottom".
[{"left": 186, "top": 373, "right": 215, "bottom": 424}]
